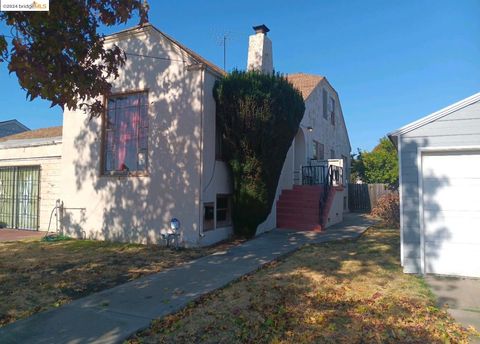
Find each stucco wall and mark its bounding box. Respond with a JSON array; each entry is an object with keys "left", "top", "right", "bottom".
[
  {"left": 398, "top": 100, "right": 480, "bottom": 273},
  {"left": 200, "top": 71, "right": 233, "bottom": 245},
  {"left": 0, "top": 141, "right": 62, "bottom": 231},
  {"left": 60, "top": 27, "right": 207, "bottom": 246}
]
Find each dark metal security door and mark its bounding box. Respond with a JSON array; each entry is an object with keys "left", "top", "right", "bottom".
[{"left": 0, "top": 166, "right": 40, "bottom": 230}]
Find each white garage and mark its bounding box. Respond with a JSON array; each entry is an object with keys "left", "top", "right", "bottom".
[
  {"left": 421, "top": 151, "right": 480, "bottom": 277},
  {"left": 389, "top": 92, "right": 480, "bottom": 277}
]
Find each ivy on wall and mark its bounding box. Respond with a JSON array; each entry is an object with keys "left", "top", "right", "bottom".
[{"left": 214, "top": 70, "right": 305, "bottom": 237}]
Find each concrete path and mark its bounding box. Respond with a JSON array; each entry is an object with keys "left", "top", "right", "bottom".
[
  {"left": 0, "top": 213, "right": 375, "bottom": 344},
  {"left": 0, "top": 229, "right": 45, "bottom": 242},
  {"left": 425, "top": 276, "right": 480, "bottom": 343}
]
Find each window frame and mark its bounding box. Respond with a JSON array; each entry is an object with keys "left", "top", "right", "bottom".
[
  {"left": 203, "top": 202, "right": 215, "bottom": 232},
  {"left": 100, "top": 89, "right": 150, "bottom": 177},
  {"left": 216, "top": 194, "right": 232, "bottom": 228},
  {"left": 312, "top": 140, "right": 319, "bottom": 160},
  {"left": 329, "top": 96, "right": 336, "bottom": 126}
]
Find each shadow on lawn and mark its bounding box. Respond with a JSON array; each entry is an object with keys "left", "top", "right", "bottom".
[{"left": 127, "top": 228, "right": 470, "bottom": 344}]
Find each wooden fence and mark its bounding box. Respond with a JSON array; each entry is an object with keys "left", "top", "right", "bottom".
[{"left": 348, "top": 183, "right": 391, "bottom": 213}]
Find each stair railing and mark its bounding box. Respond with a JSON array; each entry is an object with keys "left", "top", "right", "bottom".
[{"left": 319, "top": 165, "right": 344, "bottom": 226}]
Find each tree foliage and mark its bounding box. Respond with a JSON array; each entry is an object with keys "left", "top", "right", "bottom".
[
  {"left": 0, "top": 1, "right": 148, "bottom": 117},
  {"left": 214, "top": 71, "right": 305, "bottom": 237},
  {"left": 352, "top": 137, "right": 398, "bottom": 187}
]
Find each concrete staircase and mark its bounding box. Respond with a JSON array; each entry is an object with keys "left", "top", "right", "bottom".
[
  {"left": 276, "top": 185, "right": 324, "bottom": 231},
  {"left": 276, "top": 184, "right": 341, "bottom": 231}
]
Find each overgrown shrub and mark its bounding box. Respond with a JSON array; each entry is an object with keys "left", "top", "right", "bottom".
[
  {"left": 214, "top": 70, "right": 305, "bottom": 237},
  {"left": 371, "top": 193, "right": 400, "bottom": 228}
]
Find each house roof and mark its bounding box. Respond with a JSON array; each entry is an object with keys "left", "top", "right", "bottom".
[
  {"left": 286, "top": 73, "right": 325, "bottom": 99},
  {"left": 105, "top": 23, "right": 226, "bottom": 77},
  {"left": 0, "top": 119, "right": 30, "bottom": 131},
  {"left": 388, "top": 92, "right": 480, "bottom": 146},
  {"left": 0, "top": 126, "right": 62, "bottom": 143}
]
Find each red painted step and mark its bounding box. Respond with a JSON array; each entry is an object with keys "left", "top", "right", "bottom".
[{"left": 276, "top": 185, "right": 327, "bottom": 232}]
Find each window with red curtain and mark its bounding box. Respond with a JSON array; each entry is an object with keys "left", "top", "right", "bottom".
[{"left": 104, "top": 92, "right": 148, "bottom": 174}]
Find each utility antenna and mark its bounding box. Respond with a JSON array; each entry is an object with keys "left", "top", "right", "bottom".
[
  {"left": 215, "top": 31, "right": 232, "bottom": 71},
  {"left": 219, "top": 33, "right": 230, "bottom": 71}
]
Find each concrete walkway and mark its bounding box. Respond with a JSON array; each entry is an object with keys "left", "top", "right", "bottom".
[
  {"left": 425, "top": 276, "right": 480, "bottom": 343},
  {"left": 0, "top": 213, "right": 375, "bottom": 344},
  {"left": 0, "top": 229, "right": 45, "bottom": 242}
]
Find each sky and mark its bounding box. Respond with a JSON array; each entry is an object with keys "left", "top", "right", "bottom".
[{"left": 0, "top": 0, "right": 479, "bottom": 151}]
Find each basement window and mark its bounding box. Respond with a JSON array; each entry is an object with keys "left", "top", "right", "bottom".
[
  {"left": 203, "top": 203, "right": 214, "bottom": 231},
  {"left": 216, "top": 195, "right": 232, "bottom": 228}
]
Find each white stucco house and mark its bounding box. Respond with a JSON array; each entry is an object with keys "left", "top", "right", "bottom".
[
  {"left": 0, "top": 23, "right": 351, "bottom": 246},
  {"left": 389, "top": 93, "right": 480, "bottom": 278}
]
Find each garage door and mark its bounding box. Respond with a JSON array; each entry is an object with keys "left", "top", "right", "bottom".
[
  {"left": 422, "top": 151, "right": 480, "bottom": 277},
  {"left": 0, "top": 166, "right": 40, "bottom": 230}
]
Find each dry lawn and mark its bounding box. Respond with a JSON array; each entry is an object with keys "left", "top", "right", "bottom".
[
  {"left": 129, "top": 228, "right": 478, "bottom": 344},
  {"left": 0, "top": 237, "right": 241, "bottom": 327}
]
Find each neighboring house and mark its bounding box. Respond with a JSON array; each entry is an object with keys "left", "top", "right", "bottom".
[
  {"left": 0, "top": 120, "right": 29, "bottom": 138},
  {"left": 0, "top": 23, "right": 351, "bottom": 246},
  {"left": 389, "top": 93, "right": 480, "bottom": 278},
  {"left": 0, "top": 126, "right": 62, "bottom": 230}
]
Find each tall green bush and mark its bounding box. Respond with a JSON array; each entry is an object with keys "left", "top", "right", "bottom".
[{"left": 214, "top": 70, "right": 305, "bottom": 237}]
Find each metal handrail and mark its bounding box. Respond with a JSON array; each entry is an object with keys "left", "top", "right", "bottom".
[{"left": 301, "top": 165, "right": 326, "bottom": 185}]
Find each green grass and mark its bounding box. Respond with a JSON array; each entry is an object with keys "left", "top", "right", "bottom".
[{"left": 128, "top": 227, "right": 478, "bottom": 344}]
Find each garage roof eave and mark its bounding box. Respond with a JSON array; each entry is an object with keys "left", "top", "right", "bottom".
[
  {"left": 0, "top": 136, "right": 63, "bottom": 149},
  {"left": 388, "top": 92, "right": 480, "bottom": 139}
]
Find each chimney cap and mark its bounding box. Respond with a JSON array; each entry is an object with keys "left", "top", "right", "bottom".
[{"left": 252, "top": 24, "right": 270, "bottom": 34}]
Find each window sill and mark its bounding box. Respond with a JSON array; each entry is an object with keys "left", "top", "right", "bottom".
[{"left": 101, "top": 171, "right": 150, "bottom": 178}]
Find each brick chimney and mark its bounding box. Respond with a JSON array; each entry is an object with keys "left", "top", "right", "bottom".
[{"left": 247, "top": 24, "right": 273, "bottom": 74}]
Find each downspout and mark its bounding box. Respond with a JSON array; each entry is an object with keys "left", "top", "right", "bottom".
[{"left": 198, "top": 65, "right": 206, "bottom": 242}]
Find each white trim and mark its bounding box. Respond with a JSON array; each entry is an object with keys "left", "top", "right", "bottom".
[
  {"left": 0, "top": 155, "right": 61, "bottom": 163},
  {"left": 417, "top": 148, "right": 425, "bottom": 275},
  {"left": 398, "top": 135, "right": 404, "bottom": 266},
  {"left": 417, "top": 145, "right": 480, "bottom": 275},
  {"left": 388, "top": 92, "right": 480, "bottom": 138},
  {"left": 0, "top": 137, "right": 62, "bottom": 149}
]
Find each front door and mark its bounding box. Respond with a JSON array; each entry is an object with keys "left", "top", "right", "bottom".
[{"left": 0, "top": 166, "right": 40, "bottom": 230}]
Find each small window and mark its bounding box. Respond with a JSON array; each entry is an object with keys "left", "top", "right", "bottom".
[
  {"left": 343, "top": 196, "right": 347, "bottom": 210},
  {"left": 203, "top": 203, "right": 214, "bottom": 231},
  {"left": 216, "top": 195, "right": 232, "bottom": 227},
  {"left": 103, "top": 91, "right": 148, "bottom": 174},
  {"left": 312, "top": 141, "right": 324, "bottom": 160},
  {"left": 328, "top": 96, "right": 335, "bottom": 125},
  {"left": 312, "top": 140, "right": 319, "bottom": 160},
  {"left": 322, "top": 89, "right": 328, "bottom": 119},
  {"left": 318, "top": 143, "right": 325, "bottom": 160}
]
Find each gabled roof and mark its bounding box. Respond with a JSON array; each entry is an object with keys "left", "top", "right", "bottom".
[
  {"left": 286, "top": 73, "right": 325, "bottom": 100},
  {"left": 0, "top": 126, "right": 62, "bottom": 142},
  {"left": 388, "top": 92, "right": 480, "bottom": 145},
  {"left": 105, "top": 23, "right": 225, "bottom": 77},
  {"left": 0, "top": 119, "right": 29, "bottom": 131}
]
